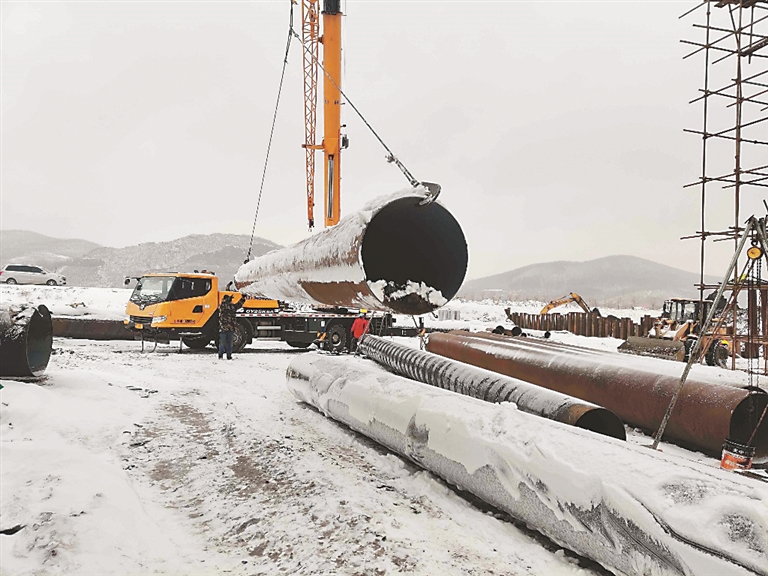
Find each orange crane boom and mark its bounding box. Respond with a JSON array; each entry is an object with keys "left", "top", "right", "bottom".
[{"left": 301, "top": 0, "right": 344, "bottom": 229}]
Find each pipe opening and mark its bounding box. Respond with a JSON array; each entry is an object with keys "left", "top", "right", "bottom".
[
  {"left": 730, "top": 393, "right": 768, "bottom": 458},
  {"left": 27, "top": 305, "right": 53, "bottom": 376},
  {"left": 0, "top": 304, "right": 52, "bottom": 378},
  {"left": 574, "top": 409, "right": 627, "bottom": 440},
  {"left": 361, "top": 196, "right": 468, "bottom": 315}
]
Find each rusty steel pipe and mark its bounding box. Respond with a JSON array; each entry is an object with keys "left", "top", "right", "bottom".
[
  {"left": 358, "top": 335, "right": 626, "bottom": 439},
  {"left": 426, "top": 331, "right": 768, "bottom": 457},
  {"left": 287, "top": 353, "right": 768, "bottom": 576},
  {"left": 52, "top": 317, "right": 136, "bottom": 340},
  {"left": 0, "top": 304, "right": 53, "bottom": 378},
  {"left": 235, "top": 191, "right": 468, "bottom": 315}
]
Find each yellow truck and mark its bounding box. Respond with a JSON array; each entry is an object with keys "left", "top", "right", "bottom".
[{"left": 124, "top": 271, "right": 406, "bottom": 352}]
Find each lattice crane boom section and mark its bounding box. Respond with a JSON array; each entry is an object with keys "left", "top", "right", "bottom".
[{"left": 301, "top": 0, "right": 320, "bottom": 229}]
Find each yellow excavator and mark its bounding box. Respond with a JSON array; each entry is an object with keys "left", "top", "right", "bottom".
[{"left": 540, "top": 293, "right": 601, "bottom": 316}]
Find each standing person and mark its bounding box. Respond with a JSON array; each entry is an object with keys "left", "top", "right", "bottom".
[
  {"left": 350, "top": 310, "right": 370, "bottom": 353},
  {"left": 219, "top": 293, "right": 245, "bottom": 360}
]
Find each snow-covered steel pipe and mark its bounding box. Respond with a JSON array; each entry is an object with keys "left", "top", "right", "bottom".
[
  {"left": 0, "top": 304, "right": 53, "bottom": 378},
  {"left": 426, "top": 331, "right": 768, "bottom": 457},
  {"left": 286, "top": 354, "right": 768, "bottom": 576},
  {"left": 235, "top": 190, "right": 468, "bottom": 315},
  {"left": 358, "top": 334, "right": 626, "bottom": 439}
]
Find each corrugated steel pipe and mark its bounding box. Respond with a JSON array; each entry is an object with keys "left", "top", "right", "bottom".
[
  {"left": 358, "top": 335, "right": 626, "bottom": 440},
  {"left": 235, "top": 191, "right": 468, "bottom": 315},
  {"left": 0, "top": 304, "right": 53, "bottom": 378},
  {"left": 286, "top": 353, "right": 768, "bottom": 576},
  {"left": 426, "top": 331, "right": 768, "bottom": 457}
]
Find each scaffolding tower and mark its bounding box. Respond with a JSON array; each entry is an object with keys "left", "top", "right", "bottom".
[{"left": 682, "top": 0, "right": 768, "bottom": 376}]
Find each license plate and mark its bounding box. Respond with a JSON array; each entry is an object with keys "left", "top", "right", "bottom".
[{"left": 135, "top": 323, "right": 143, "bottom": 329}]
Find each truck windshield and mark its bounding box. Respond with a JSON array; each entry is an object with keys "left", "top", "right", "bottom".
[
  {"left": 130, "top": 276, "right": 175, "bottom": 304},
  {"left": 130, "top": 276, "right": 212, "bottom": 304}
]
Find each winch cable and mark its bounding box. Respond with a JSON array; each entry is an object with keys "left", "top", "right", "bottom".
[
  {"left": 245, "top": 3, "right": 295, "bottom": 264},
  {"left": 291, "top": 29, "right": 441, "bottom": 204}
]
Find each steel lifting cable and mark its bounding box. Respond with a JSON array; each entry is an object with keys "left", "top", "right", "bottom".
[
  {"left": 291, "top": 28, "right": 441, "bottom": 204},
  {"left": 747, "top": 253, "right": 758, "bottom": 387},
  {"left": 245, "top": 4, "right": 296, "bottom": 263},
  {"left": 754, "top": 255, "right": 762, "bottom": 388},
  {"left": 747, "top": 254, "right": 766, "bottom": 448}
]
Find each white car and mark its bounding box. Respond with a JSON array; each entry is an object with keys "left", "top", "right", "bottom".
[{"left": 1, "top": 264, "right": 66, "bottom": 286}]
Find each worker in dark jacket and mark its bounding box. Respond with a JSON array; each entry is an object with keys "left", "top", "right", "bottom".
[
  {"left": 350, "top": 310, "right": 370, "bottom": 353},
  {"left": 219, "top": 293, "right": 245, "bottom": 359}
]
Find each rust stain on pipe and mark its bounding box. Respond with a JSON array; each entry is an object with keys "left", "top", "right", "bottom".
[
  {"left": 358, "top": 335, "right": 626, "bottom": 439},
  {"left": 235, "top": 192, "right": 468, "bottom": 315},
  {"left": 426, "top": 331, "right": 768, "bottom": 457}
]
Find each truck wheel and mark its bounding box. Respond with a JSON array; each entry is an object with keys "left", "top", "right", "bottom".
[
  {"left": 286, "top": 341, "right": 312, "bottom": 349},
  {"left": 233, "top": 321, "right": 249, "bottom": 353},
  {"left": 325, "top": 323, "right": 347, "bottom": 353},
  {"left": 705, "top": 341, "right": 728, "bottom": 368},
  {"left": 182, "top": 336, "right": 211, "bottom": 350}
]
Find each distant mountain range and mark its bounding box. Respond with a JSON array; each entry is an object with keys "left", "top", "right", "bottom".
[
  {"left": 2, "top": 231, "right": 717, "bottom": 307},
  {"left": 0, "top": 230, "right": 280, "bottom": 287},
  {"left": 459, "top": 255, "right": 720, "bottom": 308}
]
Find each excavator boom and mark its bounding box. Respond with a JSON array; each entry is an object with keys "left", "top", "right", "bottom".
[{"left": 540, "top": 293, "right": 594, "bottom": 315}]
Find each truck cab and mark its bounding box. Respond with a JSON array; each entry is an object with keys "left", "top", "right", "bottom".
[{"left": 124, "top": 272, "right": 278, "bottom": 346}]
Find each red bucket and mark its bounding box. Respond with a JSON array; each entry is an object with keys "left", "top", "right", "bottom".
[{"left": 720, "top": 439, "right": 755, "bottom": 471}]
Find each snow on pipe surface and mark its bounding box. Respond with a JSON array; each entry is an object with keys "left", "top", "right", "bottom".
[
  {"left": 0, "top": 303, "right": 53, "bottom": 378},
  {"left": 286, "top": 353, "right": 768, "bottom": 576},
  {"left": 357, "top": 334, "right": 626, "bottom": 439},
  {"left": 426, "top": 331, "right": 768, "bottom": 458},
  {"left": 235, "top": 189, "right": 468, "bottom": 315}
]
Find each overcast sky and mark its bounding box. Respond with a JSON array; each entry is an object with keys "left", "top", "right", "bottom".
[{"left": 2, "top": 0, "right": 766, "bottom": 279}]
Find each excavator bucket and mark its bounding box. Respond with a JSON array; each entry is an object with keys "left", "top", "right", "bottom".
[{"left": 618, "top": 336, "right": 685, "bottom": 361}]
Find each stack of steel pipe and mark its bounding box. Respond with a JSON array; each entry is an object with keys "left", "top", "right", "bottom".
[
  {"left": 358, "top": 334, "right": 626, "bottom": 439},
  {"left": 235, "top": 190, "right": 468, "bottom": 315},
  {"left": 426, "top": 331, "right": 768, "bottom": 457},
  {"left": 0, "top": 303, "right": 53, "bottom": 378},
  {"left": 286, "top": 353, "right": 768, "bottom": 576}
]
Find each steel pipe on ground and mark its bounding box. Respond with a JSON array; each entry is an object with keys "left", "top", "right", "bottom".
[
  {"left": 286, "top": 354, "right": 768, "bottom": 576},
  {"left": 426, "top": 331, "right": 768, "bottom": 457},
  {"left": 235, "top": 190, "right": 468, "bottom": 315},
  {"left": 358, "top": 335, "right": 626, "bottom": 439},
  {"left": 52, "top": 317, "right": 136, "bottom": 340},
  {"left": 0, "top": 304, "right": 53, "bottom": 378}
]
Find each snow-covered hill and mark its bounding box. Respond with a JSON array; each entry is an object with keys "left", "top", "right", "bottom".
[
  {"left": 460, "top": 255, "right": 720, "bottom": 308},
  {"left": 0, "top": 230, "right": 281, "bottom": 288}
]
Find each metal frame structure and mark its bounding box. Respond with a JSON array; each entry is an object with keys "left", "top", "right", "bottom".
[
  {"left": 682, "top": 0, "right": 768, "bottom": 374},
  {"left": 301, "top": 0, "right": 320, "bottom": 229}
]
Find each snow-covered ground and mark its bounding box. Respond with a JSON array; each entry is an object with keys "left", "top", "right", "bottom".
[{"left": 0, "top": 286, "right": 764, "bottom": 575}]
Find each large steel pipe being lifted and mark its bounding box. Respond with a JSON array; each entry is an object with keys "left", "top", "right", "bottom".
[
  {"left": 358, "top": 334, "right": 626, "bottom": 439},
  {"left": 286, "top": 354, "right": 768, "bottom": 576},
  {"left": 0, "top": 304, "right": 53, "bottom": 378},
  {"left": 235, "top": 191, "right": 468, "bottom": 315},
  {"left": 426, "top": 331, "right": 768, "bottom": 457}
]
